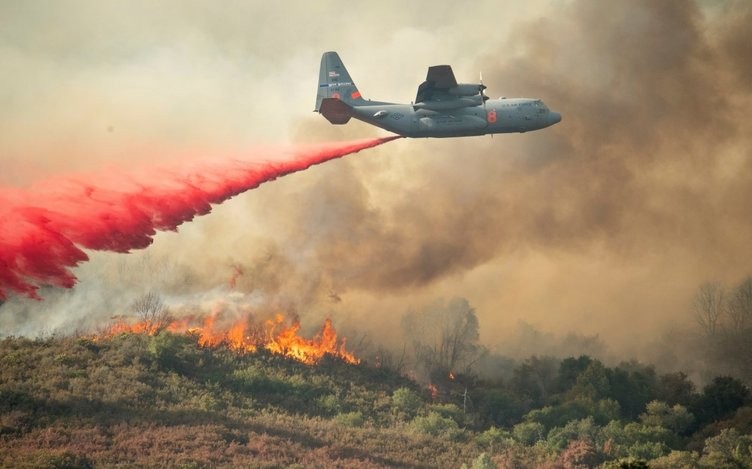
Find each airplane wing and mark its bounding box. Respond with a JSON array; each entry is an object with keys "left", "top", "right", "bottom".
[{"left": 415, "top": 65, "right": 457, "bottom": 104}]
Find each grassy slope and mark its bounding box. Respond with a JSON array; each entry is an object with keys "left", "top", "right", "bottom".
[
  {"left": 2, "top": 333, "right": 751, "bottom": 468},
  {"left": 0, "top": 334, "right": 479, "bottom": 468}
]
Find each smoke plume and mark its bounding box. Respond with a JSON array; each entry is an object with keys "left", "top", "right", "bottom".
[{"left": 0, "top": 137, "right": 398, "bottom": 300}]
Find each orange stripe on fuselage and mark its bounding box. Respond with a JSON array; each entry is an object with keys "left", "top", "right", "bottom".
[{"left": 351, "top": 91, "right": 361, "bottom": 99}]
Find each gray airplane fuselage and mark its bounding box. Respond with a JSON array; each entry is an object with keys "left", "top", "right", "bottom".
[
  {"left": 315, "top": 51, "right": 561, "bottom": 138},
  {"left": 346, "top": 98, "right": 561, "bottom": 138}
]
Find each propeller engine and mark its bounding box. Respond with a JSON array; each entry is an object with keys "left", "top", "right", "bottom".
[{"left": 480, "top": 72, "right": 488, "bottom": 113}]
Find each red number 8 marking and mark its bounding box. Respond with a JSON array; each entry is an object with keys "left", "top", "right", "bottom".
[{"left": 487, "top": 110, "right": 497, "bottom": 123}]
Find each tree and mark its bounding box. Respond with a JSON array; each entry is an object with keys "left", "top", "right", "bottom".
[
  {"left": 475, "top": 388, "right": 527, "bottom": 427},
  {"left": 133, "top": 291, "right": 171, "bottom": 335},
  {"left": 621, "top": 423, "right": 673, "bottom": 459},
  {"left": 555, "top": 355, "right": 594, "bottom": 394},
  {"left": 722, "top": 277, "right": 752, "bottom": 382},
  {"left": 401, "top": 298, "right": 482, "bottom": 377},
  {"left": 693, "top": 282, "right": 724, "bottom": 337},
  {"left": 558, "top": 439, "right": 603, "bottom": 468},
  {"left": 570, "top": 360, "right": 611, "bottom": 402},
  {"left": 692, "top": 376, "right": 750, "bottom": 425},
  {"left": 545, "top": 417, "right": 602, "bottom": 451},
  {"left": 639, "top": 400, "right": 694, "bottom": 434},
  {"left": 655, "top": 371, "right": 695, "bottom": 407},
  {"left": 610, "top": 362, "right": 658, "bottom": 419},
  {"left": 688, "top": 277, "right": 752, "bottom": 383},
  {"left": 699, "top": 428, "right": 752, "bottom": 469},
  {"left": 726, "top": 277, "right": 752, "bottom": 331},
  {"left": 648, "top": 450, "right": 700, "bottom": 469},
  {"left": 524, "top": 399, "right": 619, "bottom": 430},
  {"left": 509, "top": 356, "right": 559, "bottom": 407}
]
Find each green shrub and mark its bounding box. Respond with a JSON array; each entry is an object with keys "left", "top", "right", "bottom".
[
  {"left": 148, "top": 332, "right": 199, "bottom": 374},
  {"left": 427, "top": 403, "right": 465, "bottom": 425},
  {"left": 475, "top": 388, "right": 526, "bottom": 427},
  {"left": 193, "top": 392, "right": 224, "bottom": 411},
  {"left": 469, "top": 452, "right": 497, "bottom": 469},
  {"left": 523, "top": 399, "right": 618, "bottom": 430},
  {"left": 410, "top": 411, "right": 462, "bottom": 440},
  {"left": 512, "top": 421, "right": 546, "bottom": 446},
  {"left": 648, "top": 450, "right": 700, "bottom": 469},
  {"left": 392, "top": 387, "right": 422, "bottom": 417},
  {"left": 622, "top": 422, "right": 676, "bottom": 448},
  {"left": 545, "top": 417, "right": 602, "bottom": 451},
  {"left": 475, "top": 426, "right": 513, "bottom": 451},
  {"left": 334, "top": 411, "right": 365, "bottom": 427},
  {"left": 232, "top": 365, "right": 293, "bottom": 395},
  {"left": 627, "top": 440, "right": 669, "bottom": 460},
  {"left": 639, "top": 400, "right": 694, "bottom": 434},
  {"left": 317, "top": 394, "right": 341, "bottom": 415},
  {"left": 699, "top": 428, "right": 752, "bottom": 469}
]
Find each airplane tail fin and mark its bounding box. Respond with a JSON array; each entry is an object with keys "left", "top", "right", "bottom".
[{"left": 315, "top": 51, "right": 367, "bottom": 113}]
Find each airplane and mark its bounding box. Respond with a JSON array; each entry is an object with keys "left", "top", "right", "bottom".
[{"left": 315, "top": 51, "right": 561, "bottom": 138}]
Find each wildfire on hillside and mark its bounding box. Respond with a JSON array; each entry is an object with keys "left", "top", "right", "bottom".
[{"left": 101, "top": 312, "right": 359, "bottom": 365}]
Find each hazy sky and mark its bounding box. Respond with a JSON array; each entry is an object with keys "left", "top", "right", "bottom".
[{"left": 1, "top": 0, "right": 750, "bottom": 361}]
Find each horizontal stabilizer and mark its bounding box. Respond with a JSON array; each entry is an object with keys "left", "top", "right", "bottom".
[{"left": 319, "top": 98, "right": 352, "bottom": 125}]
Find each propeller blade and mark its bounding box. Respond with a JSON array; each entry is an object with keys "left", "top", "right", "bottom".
[{"left": 480, "top": 72, "right": 487, "bottom": 112}]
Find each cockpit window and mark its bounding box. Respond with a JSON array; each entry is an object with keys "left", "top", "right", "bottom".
[{"left": 533, "top": 100, "right": 548, "bottom": 114}]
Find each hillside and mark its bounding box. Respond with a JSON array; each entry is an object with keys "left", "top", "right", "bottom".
[{"left": 1, "top": 333, "right": 751, "bottom": 468}]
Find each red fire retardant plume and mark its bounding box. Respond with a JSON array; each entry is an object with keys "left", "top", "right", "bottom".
[{"left": 0, "top": 136, "right": 400, "bottom": 300}]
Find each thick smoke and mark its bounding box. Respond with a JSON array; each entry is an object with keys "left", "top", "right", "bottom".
[
  {"left": 230, "top": 0, "right": 752, "bottom": 355},
  {"left": 271, "top": 0, "right": 752, "bottom": 357},
  {"left": 2, "top": 1, "right": 751, "bottom": 367}
]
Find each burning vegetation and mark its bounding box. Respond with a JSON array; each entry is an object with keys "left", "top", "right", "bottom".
[{"left": 101, "top": 311, "right": 359, "bottom": 365}]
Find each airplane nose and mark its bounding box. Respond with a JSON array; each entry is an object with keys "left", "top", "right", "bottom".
[{"left": 547, "top": 111, "right": 562, "bottom": 126}]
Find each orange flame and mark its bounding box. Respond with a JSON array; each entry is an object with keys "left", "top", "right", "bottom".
[
  {"left": 263, "top": 314, "right": 358, "bottom": 365},
  {"left": 101, "top": 312, "right": 359, "bottom": 365},
  {"left": 428, "top": 383, "right": 439, "bottom": 401}
]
